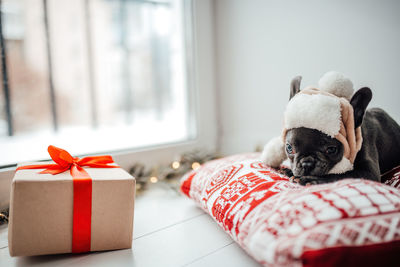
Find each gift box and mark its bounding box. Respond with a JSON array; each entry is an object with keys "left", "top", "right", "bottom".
[{"left": 8, "top": 146, "right": 135, "bottom": 257}]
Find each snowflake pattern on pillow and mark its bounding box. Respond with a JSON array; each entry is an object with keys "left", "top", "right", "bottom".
[{"left": 180, "top": 153, "right": 400, "bottom": 267}]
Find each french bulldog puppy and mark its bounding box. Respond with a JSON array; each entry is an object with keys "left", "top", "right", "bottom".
[{"left": 286, "top": 76, "right": 400, "bottom": 185}]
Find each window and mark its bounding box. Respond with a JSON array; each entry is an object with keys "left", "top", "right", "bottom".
[{"left": 0, "top": 0, "right": 195, "bottom": 166}]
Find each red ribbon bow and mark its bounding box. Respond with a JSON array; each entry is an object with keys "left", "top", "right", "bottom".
[{"left": 16, "top": 145, "right": 119, "bottom": 253}]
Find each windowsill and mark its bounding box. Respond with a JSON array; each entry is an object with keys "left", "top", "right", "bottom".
[{"left": 0, "top": 136, "right": 202, "bottom": 210}]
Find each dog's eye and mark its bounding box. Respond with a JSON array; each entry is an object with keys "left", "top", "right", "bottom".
[
  {"left": 286, "top": 143, "right": 294, "bottom": 154},
  {"left": 326, "top": 146, "right": 337, "bottom": 154}
]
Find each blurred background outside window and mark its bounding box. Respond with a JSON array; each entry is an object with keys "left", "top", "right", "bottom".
[{"left": 0, "top": 0, "right": 193, "bottom": 166}]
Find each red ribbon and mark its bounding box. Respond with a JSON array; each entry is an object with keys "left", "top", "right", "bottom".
[{"left": 16, "top": 145, "right": 119, "bottom": 253}]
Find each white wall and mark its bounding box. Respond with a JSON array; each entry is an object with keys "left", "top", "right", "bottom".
[{"left": 214, "top": 0, "right": 400, "bottom": 155}]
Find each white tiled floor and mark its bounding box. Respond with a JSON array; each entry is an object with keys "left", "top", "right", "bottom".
[{"left": 0, "top": 182, "right": 260, "bottom": 267}]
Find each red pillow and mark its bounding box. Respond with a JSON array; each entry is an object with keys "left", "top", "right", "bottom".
[{"left": 180, "top": 153, "right": 400, "bottom": 267}]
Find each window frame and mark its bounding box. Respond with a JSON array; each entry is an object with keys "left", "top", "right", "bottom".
[{"left": 0, "top": 0, "right": 218, "bottom": 209}]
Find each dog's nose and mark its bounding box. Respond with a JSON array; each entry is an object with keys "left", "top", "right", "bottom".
[
  {"left": 301, "top": 161, "right": 315, "bottom": 169},
  {"left": 300, "top": 158, "right": 315, "bottom": 174}
]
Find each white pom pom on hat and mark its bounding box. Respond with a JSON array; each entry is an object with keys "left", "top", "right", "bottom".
[
  {"left": 260, "top": 136, "right": 287, "bottom": 168},
  {"left": 318, "top": 71, "right": 354, "bottom": 100}
]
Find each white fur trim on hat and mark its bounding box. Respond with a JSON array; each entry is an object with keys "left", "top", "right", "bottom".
[
  {"left": 261, "top": 136, "right": 287, "bottom": 168},
  {"left": 284, "top": 94, "right": 341, "bottom": 138},
  {"left": 328, "top": 157, "right": 353, "bottom": 174},
  {"left": 318, "top": 71, "right": 354, "bottom": 100}
]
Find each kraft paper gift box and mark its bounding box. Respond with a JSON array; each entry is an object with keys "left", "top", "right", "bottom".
[{"left": 8, "top": 146, "right": 135, "bottom": 257}]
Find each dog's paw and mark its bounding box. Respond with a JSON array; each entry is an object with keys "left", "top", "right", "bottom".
[
  {"left": 281, "top": 167, "right": 294, "bottom": 178},
  {"left": 291, "top": 176, "right": 320, "bottom": 186}
]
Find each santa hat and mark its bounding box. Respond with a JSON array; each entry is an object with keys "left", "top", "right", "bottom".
[{"left": 261, "top": 71, "right": 363, "bottom": 174}]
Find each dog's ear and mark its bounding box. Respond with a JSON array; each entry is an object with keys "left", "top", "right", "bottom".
[
  {"left": 289, "top": 76, "right": 302, "bottom": 100},
  {"left": 350, "top": 87, "right": 372, "bottom": 128}
]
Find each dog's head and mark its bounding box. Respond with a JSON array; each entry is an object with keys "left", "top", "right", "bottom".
[{"left": 285, "top": 76, "right": 372, "bottom": 176}]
